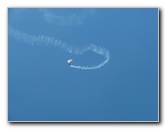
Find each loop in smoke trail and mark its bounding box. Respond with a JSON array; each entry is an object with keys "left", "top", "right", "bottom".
[{"left": 8, "top": 27, "right": 110, "bottom": 70}]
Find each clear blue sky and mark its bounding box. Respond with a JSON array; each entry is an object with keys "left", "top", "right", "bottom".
[{"left": 8, "top": 8, "right": 158, "bottom": 121}]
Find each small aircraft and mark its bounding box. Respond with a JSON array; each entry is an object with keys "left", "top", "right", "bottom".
[{"left": 67, "top": 59, "right": 73, "bottom": 66}]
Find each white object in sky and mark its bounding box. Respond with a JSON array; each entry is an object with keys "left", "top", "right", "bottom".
[{"left": 67, "top": 59, "right": 73, "bottom": 66}]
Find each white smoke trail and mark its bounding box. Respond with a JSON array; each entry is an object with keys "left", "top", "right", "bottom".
[
  {"left": 39, "top": 8, "right": 96, "bottom": 26},
  {"left": 8, "top": 27, "right": 110, "bottom": 70},
  {"left": 70, "top": 45, "right": 110, "bottom": 70},
  {"left": 39, "top": 9, "right": 84, "bottom": 26}
]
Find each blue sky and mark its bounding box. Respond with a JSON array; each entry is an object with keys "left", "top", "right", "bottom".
[{"left": 8, "top": 8, "right": 158, "bottom": 121}]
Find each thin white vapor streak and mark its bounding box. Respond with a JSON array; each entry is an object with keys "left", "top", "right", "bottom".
[
  {"left": 39, "top": 9, "right": 84, "bottom": 26},
  {"left": 9, "top": 27, "right": 110, "bottom": 70}
]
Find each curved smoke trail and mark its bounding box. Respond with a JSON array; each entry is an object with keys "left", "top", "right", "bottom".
[{"left": 8, "top": 27, "right": 110, "bottom": 70}]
